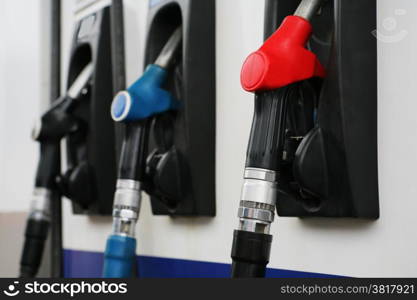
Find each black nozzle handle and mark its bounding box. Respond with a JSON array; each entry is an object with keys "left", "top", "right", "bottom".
[
  {"left": 231, "top": 230, "right": 272, "bottom": 278},
  {"left": 246, "top": 87, "right": 295, "bottom": 171},
  {"left": 19, "top": 219, "right": 49, "bottom": 278},
  {"left": 35, "top": 143, "right": 61, "bottom": 189},
  {"left": 118, "top": 121, "right": 150, "bottom": 181}
]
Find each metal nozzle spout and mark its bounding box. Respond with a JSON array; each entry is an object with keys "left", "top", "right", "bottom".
[
  {"left": 67, "top": 62, "right": 94, "bottom": 99},
  {"left": 155, "top": 27, "right": 183, "bottom": 69},
  {"left": 294, "top": 0, "right": 323, "bottom": 21}
]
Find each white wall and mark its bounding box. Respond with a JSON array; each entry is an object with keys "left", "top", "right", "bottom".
[
  {"left": 0, "top": 0, "right": 51, "bottom": 277},
  {"left": 0, "top": 0, "right": 49, "bottom": 212}
]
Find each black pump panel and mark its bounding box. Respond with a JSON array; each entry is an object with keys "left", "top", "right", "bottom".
[
  {"left": 64, "top": 7, "right": 117, "bottom": 215},
  {"left": 144, "top": 0, "right": 216, "bottom": 216},
  {"left": 265, "top": 0, "right": 379, "bottom": 218}
]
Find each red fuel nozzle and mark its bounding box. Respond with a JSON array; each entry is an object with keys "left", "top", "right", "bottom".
[{"left": 241, "top": 16, "right": 325, "bottom": 92}]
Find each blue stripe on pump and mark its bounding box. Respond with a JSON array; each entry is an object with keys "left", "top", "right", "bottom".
[{"left": 63, "top": 249, "right": 342, "bottom": 278}]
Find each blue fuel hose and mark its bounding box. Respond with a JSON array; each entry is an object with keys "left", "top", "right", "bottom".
[{"left": 103, "top": 235, "right": 136, "bottom": 278}]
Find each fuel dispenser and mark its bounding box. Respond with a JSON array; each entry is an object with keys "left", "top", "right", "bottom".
[
  {"left": 19, "top": 6, "right": 118, "bottom": 277},
  {"left": 62, "top": 8, "right": 117, "bottom": 215},
  {"left": 231, "top": 0, "right": 378, "bottom": 277},
  {"left": 103, "top": 0, "right": 216, "bottom": 278},
  {"left": 145, "top": 0, "right": 216, "bottom": 216}
]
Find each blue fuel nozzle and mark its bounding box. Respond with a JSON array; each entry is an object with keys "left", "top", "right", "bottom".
[{"left": 111, "top": 65, "right": 178, "bottom": 122}]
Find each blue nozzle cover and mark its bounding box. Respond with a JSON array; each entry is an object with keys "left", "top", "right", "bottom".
[
  {"left": 102, "top": 235, "right": 136, "bottom": 278},
  {"left": 111, "top": 64, "right": 178, "bottom": 122}
]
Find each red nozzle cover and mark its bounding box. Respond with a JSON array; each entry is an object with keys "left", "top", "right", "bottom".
[{"left": 241, "top": 16, "right": 325, "bottom": 92}]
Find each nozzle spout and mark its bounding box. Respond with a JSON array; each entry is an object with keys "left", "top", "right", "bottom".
[
  {"left": 155, "top": 27, "right": 183, "bottom": 69},
  {"left": 294, "top": 0, "right": 323, "bottom": 21}
]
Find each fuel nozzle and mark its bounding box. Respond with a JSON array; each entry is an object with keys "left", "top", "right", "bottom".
[
  {"left": 32, "top": 63, "right": 94, "bottom": 143},
  {"left": 240, "top": 0, "right": 325, "bottom": 92},
  {"left": 111, "top": 27, "right": 182, "bottom": 123},
  {"left": 231, "top": 0, "right": 324, "bottom": 278},
  {"left": 103, "top": 27, "right": 182, "bottom": 278},
  {"left": 20, "top": 63, "right": 93, "bottom": 278}
]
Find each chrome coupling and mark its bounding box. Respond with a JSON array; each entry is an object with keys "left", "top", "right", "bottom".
[
  {"left": 29, "top": 188, "right": 51, "bottom": 221},
  {"left": 111, "top": 179, "right": 142, "bottom": 237},
  {"left": 237, "top": 168, "right": 277, "bottom": 234}
]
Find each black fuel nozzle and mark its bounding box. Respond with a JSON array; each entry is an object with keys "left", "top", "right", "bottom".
[
  {"left": 32, "top": 63, "right": 94, "bottom": 144},
  {"left": 231, "top": 0, "right": 325, "bottom": 278},
  {"left": 231, "top": 88, "right": 292, "bottom": 278},
  {"left": 19, "top": 63, "right": 93, "bottom": 278}
]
